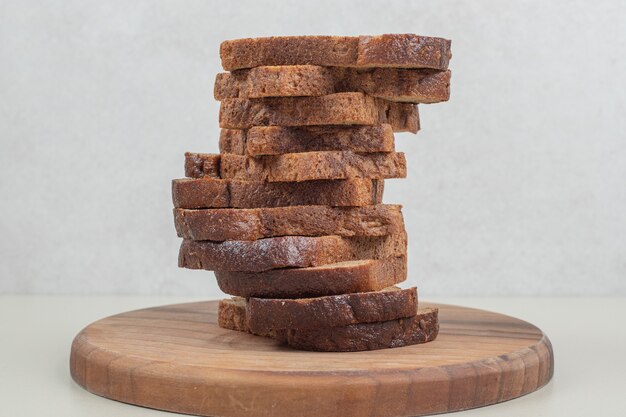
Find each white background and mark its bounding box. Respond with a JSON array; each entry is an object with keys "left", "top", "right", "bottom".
[{"left": 1, "top": 0, "right": 624, "bottom": 296}]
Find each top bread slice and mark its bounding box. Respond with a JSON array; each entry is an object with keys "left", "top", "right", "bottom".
[
  {"left": 247, "top": 286, "right": 418, "bottom": 333},
  {"left": 219, "top": 92, "right": 419, "bottom": 133},
  {"left": 215, "top": 66, "right": 450, "bottom": 103},
  {"left": 219, "top": 124, "right": 395, "bottom": 156},
  {"left": 220, "top": 34, "right": 451, "bottom": 71}
]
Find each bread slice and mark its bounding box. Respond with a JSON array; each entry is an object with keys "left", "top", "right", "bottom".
[
  {"left": 217, "top": 297, "right": 249, "bottom": 334},
  {"left": 179, "top": 233, "right": 407, "bottom": 272},
  {"left": 172, "top": 178, "right": 383, "bottom": 209},
  {"left": 215, "top": 257, "right": 407, "bottom": 298},
  {"left": 220, "top": 34, "right": 451, "bottom": 71},
  {"left": 219, "top": 125, "right": 395, "bottom": 156},
  {"left": 219, "top": 92, "right": 419, "bottom": 133},
  {"left": 215, "top": 66, "right": 450, "bottom": 103},
  {"left": 286, "top": 307, "right": 439, "bottom": 352},
  {"left": 218, "top": 298, "right": 286, "bottom": 340},
  {"left": 184, "top": 152, "right": 220, "bottom": 179},
  {"left": 185, "top": 152, "right": 406, "bottom": 182},
  {"left": 174, "top": 204, "right": 404, "bottom": 241},
  {"left": 220, "top": 152, "right": 407, "bottom": 182},
  {"left": 217, "top": 297, "right": 439, "bottom": 352},
  {"left": 247, "top": 286, "right": 418, "bottom": 333}
]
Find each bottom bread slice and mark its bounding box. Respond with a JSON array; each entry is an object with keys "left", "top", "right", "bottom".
[
  {"left": 286, "top": 308, "right": 438, "bottom": 352},
  {"left": 215, "top": 257, "right": 407, "bottom": 298},
  {"left": 217, "top": 297, "right": 438, "bottom": 352}
]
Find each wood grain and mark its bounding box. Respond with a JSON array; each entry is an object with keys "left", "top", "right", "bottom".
[{"left": 70, "top": 301, "right": 553, "bottom": 417}]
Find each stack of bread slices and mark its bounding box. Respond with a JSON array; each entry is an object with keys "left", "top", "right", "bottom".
[{"left": 172, "top": 34, "right": 451, "bottom": 351}]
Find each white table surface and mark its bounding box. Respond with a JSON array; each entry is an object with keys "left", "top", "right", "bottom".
[{"left": 0, "top": 296, "right": 624, "bottom": 417}]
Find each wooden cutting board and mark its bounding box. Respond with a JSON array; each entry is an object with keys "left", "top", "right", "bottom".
[{"left": 70, "top": 301, "right": 553, "bottom": 417}]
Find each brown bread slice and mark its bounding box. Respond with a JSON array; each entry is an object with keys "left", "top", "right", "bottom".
[
  {"left": 219, "top": 129, "right": 248, "bottom": 154},
  {"left": 217, "top": 297, "right": 249, "bottom": 333},
  {"left": 286, "top": 307, "right": 439, "bottom": 352},
  {"left": 219, "top": 93, "right": 374, "bottom": 128},
  {"left": 184, "top": 152, "right": 220, "bottom": 179},
  {"left": 179, "top": 232, "right": 407, "bottom": 272},
  {"left": 214, "top": 257, "right": 407, "bottom": 298},
  {"left": 220, "top": 152, "right": 406, "bottom": 182},
  {"left": 172, "top": 178, "right": 383, "bottom": 209},
  {"left": 218, "top": 298, "right": 286, "bottom": 340},
  {"left": 215, "top": 66, "right": 450, "bottom": 103},
  {"left": 219, "top": 92, "right": 419, "bottom": 133},
  {"left": 220, "top": 34, "right": 451, "bottom": 71},
  {"left": 174, "top": 204, "right": 404, "bottom": 241},
  {"left": 219, "top": 125, "right": 395, "bottom": 156},
  {"left": 379, "top": 99, "right": 420, "bottom": 133},
  {"left": 183, "top": 152, "right": 405, "bottom": 181},
  {"left": 353, "top": 68, "right": 450, "bottom": 103},
  {"left": 247, "top": 286, "right": 417, "bottom": 333},
  {"left": 215, "top": 65, "right": 335, "bottom": 100},
  {"left": 357, "top": 34, "right": 451, "bottom": 69},
  {"left": 184, "top": 152, "right": 406, "bottom": 182},
  {"left": 217, "top": 298, "right": 439, "bottom": 352}
]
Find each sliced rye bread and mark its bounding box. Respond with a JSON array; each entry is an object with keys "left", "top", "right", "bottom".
[
  {"left": 220, "top": 34, "right": 451, "bottom": 71},
  {"left": 247, "top": 286, "right": 417, "bottom": 333},
  {"left": 217, "top": 297, "right": 439, "bottom": 352},
  {"left": 185, "top": 152, "right": 406, "bottom": 182},
  {"left": 219, "top": 92, "right": 419, "bottom": 133},
  {"left": 219, "top": 124, "right": 395, "bottom": 156},
  {"left": 214, "top": 257, "right": 407, "bottom": 299},
  {"left": 172, "top": 178, "right": 383, "bottom": 209},
  {"left": 217, "top": 297, "right": 250, "bottom": 334},
  {"left": 286, "top": 307, "right": 439, "bottom": 352},
  {"left": 220, "top": 152, "right": 406, "bottom": 182},
  {"left": 179, "top": 232, "right": 407, "bottom": 272},
  {"left": 174, "top": 204, "right": 404, "bottom": 241},
  {"left": 184, "top": 152, "right": 220, "bottom": 179},
  {"left": 215, "top": 66, "right": 450, "bottom": 103},
  {"left": 219, "top": 298, "right": 285, "bottom": 340}
]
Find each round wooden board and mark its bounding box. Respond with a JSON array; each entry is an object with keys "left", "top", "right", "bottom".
[{"left": 70, "top": 301, "right": 553, "bottom": 417}]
